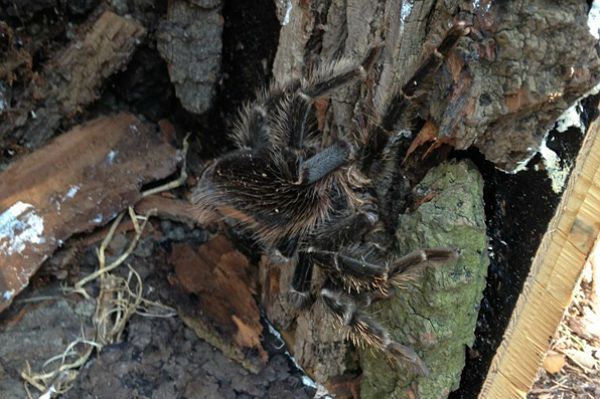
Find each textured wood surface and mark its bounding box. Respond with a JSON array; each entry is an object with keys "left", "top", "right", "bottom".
[
  {"left": 0, "top": 113, "right": 178, "bottom": 312},
  {"left": 0, "top": 10, "right": 146, "bottom": 148}
]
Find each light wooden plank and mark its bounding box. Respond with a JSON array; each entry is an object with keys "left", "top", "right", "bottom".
[{"left": 479, "top": 119, "right": 600, "bottom": 398}]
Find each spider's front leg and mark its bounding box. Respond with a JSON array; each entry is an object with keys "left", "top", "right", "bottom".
[
  {"left": 319, "top": 286, "right": 430, "bottom": 376},
  {"left": 381, "top": 21, "right": 472, "bottom": 131},
  {"left": 315, "top": 246, "right": 458, "bottom": 374}
]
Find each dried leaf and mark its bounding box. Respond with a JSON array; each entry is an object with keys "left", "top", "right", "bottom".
[
  {"left": 543, "top": 351, "right": 565, "bottom": 374},
  {"left": 170, "top": 236, "right": 267, "bottom": 371},
  {"left": 404, "top": 121, "right": 438, "bottom": 161}
]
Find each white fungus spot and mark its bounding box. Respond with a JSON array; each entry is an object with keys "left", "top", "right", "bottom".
[
  {"left": 283, "top": 0, "right": 293, "bottom": 26},
  {"left": 65, "top": 185, "right": 80, "bottom": 199},
  {"left": 401, "top": 0, "right": 413, "bottom": 22},
  {"left": 106, "top": 150, "right": 118, "bottom": 164},
  {"left": 2, "top": 289, "right": 14, "bottom": 301},
  {"left": 539, "top": 137, "right": 570, "bottom": 193},
  {"left": 0, "top": 201, "right": 45, "bottom": 256},
  {"left": 588, "top": 0, "right": 600, "bottom": 39}
]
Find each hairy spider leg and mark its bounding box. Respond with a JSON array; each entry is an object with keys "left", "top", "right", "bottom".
[
  {"left": 299, "top": 45, "right": 382, "bottom": 100},
  {"left": 372, "top": 132, "right": 412, "bottom": 228},
  {"left": 310, "top": 210, "right": 379, "bottom": 250},
  {"left": 288, "top": 251, "right": 315, "bottom": 308},
  {"left": 234, "top": 45, "right": 382, "bottom": 153},
  {"left": 295, "top": 140, "right": 352, "bottom": 184},
  {"left": 287, "top": 208, "right": 380, "bottom": 306},
  {"left": 291, "top": 45, "right": 383, "bottom": 184},
  {"left": 315, "top": 250, "right": 459, "bottom": 374},
  {"left": 380, "top": 21, "right": 471, "bottom": 133},
  {"left": 320, "top": 287, "right": 429, "bottom": 376},
  {"left": 388, "top": 248, "right": 459, "bottom": 288},
  {"left": 309, "top": 248, "right": 388, "bottom": 291}
]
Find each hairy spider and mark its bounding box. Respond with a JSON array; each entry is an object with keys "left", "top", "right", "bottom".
[{"left": 192, "top": 22, "right": 470, "bottom": 375}]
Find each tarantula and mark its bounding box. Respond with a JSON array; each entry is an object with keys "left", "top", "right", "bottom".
[{"left": 192, "top": 22, "right": 470, "bottom": 375}]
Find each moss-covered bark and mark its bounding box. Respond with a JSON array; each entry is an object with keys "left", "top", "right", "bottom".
[{"left": 360, "top": 160, "right": 488, "bottom": 398}]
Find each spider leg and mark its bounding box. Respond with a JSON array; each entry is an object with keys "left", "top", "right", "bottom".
[
  {"left": 320, "top": 287, "right": 429, "bottom": 376},
  {"left": 288, "top": 251, "right": 315, "bottom": 309},
  {"left": 389, "top": 248, "right": 459, "bottom": 288},
  {"left": 308, "top": 247, "right": 388, "bottom": 292},
  {"left": 299, "top": 45, "right": 382, "bottom": 100},
  {"left": 286, "top": 209, "right": 380, "bottom": 307},
  {"left": 287, "top": 45, "right": 383, "bottom": 183},
  {"left": 381, "top": 21, "right": 471, "bottom": 131},
  {"left": 235, "top": 46, "right": 381, "bottom": 152},
  {"left": 309, "top": 210, "right": 379, "bottom": 249}
]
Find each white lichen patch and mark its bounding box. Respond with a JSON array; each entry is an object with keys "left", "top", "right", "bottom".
[
  {"left": 2, "top": 289, "right": 15, "bottom": 301},
  {"left": 106, "top": 150, "right": 118, "bottom": 164},
  {"left": 555, "top": 103, "right": 583, "bottom": 133},
  {"left": 0, "top": 201, "right": 45, "bottom": 256},
  {"left": 283, "top": 0, "right": 292, "bottom": 26},
  {"left": 401, "top": 0, "right": 413, "bottom": 22},
  {"left": 540, "top": 137, "right": 570, "bottom": 193},
  {"left": 589, "top": 0, "right": 600, "bottom": 39},
  {"left": 66, "top": 185, "right": 80, "bottom": 199}
]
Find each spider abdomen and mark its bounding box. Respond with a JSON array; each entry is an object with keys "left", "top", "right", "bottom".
[{"left": 192, "top": 148, "right": 337, "bottom": 249}]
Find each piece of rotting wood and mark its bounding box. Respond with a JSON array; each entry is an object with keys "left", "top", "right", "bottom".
[
  {"left": 0, "top": 10, "right": 146, "bottom": 148},
  {"left": 480, "top": 113, "right": 600, "bottom": 398},
  {"left": 0, "top": 113, "right": 178, "bottom": 313}
]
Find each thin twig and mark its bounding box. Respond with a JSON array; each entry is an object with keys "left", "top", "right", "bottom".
[{"left": 142, "top": 132, "right": 190, "bottom": 197}]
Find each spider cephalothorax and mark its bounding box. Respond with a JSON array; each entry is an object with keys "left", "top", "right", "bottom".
[{"left": 192, "top": 22, "right": 470, "bottom": 375}]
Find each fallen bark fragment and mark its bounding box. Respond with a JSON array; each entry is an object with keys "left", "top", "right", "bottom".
[
  {"left": 157, "top": 0, "right": 222, "bottom": 114},
  {"left": 0, "top": 10, "right": 146, "bottom": 149},
  {"left": 169, "top": 235, "right": 267, "bottom": 373},
  {"left": 0, "top": 113, "right": 178, "bottom": 313}
]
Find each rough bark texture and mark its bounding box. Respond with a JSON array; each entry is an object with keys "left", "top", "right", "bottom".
[
  {"left": 0, "top": 10, "right": 146, "bottom": 149},
  {"left": 361, "top": 161, "right": 487, "bottom": 398},
  {"left": 0, "top": 113, "right": 178, "bottom": 312},
  {"left": 169, "top": 236, "right": 268, "bottom": 373},
  {"left": 465, "top": 0, "right": 600, "bottom": 171},
  {"left": 157, "top": 0, "right": 223, "bottom": 114},
  {"left": 270, "top": 0, "right": 600, "bottom": 171}
]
